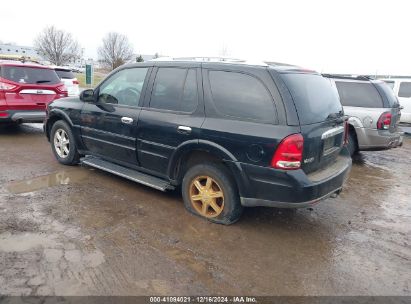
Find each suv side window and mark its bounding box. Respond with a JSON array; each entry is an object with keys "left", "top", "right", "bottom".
[
  {"left": 98, "top": 68, "right": 148, "bottom": 106},
  {"left": 150, "top": 68, "right": 198, "bottom": 112},
  {"left": 335, "top": 81, "right": 383, "bottom": 108},
  {"left": 398, "top": 82, "right": 411, "bottom": 98},
  {"left": 208, "top": 70, "right": 276, "bottom": 123}
]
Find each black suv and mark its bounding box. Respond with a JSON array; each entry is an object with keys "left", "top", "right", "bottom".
[{"left": 44, "top": 59, "right": 352, "bottom": 224}]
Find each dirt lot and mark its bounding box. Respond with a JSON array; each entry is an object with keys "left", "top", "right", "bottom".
[{"left": 0, "top": 123, "right": 410, "bottom": 296}]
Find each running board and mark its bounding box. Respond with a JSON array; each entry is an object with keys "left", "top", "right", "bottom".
[{"left": 81, "top": 156, "right": 174, "bottom": 191}]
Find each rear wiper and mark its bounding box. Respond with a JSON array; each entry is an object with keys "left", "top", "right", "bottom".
[
  {"left": 326, "top": 110, "right": 344, "bottom": 122},
  {"left": 36, "top": 80, "right": 51, "bottom": 83}
]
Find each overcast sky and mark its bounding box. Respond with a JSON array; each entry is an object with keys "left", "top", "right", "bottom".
[{"left": 2, "top": 0, "right": 411, "bottom": 75}]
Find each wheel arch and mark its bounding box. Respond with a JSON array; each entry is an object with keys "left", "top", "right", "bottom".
[
  {"left": 45, "top": 109, "right": 74, "bottom": 141},
  {"left": 167, "top": 140, "right": 249, "bottom": 194}
]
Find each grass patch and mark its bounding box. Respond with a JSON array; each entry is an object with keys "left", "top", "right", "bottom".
[{"left": 75, "top": 73, "right": 106, "bottom": 88}]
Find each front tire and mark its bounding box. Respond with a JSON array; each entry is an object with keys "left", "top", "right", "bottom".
[
  {"left": 182, "top": 163, "right": 243, "bottom": 225},
  {"left": 50, "top": 120, "right": 80, "bottom": 165}
]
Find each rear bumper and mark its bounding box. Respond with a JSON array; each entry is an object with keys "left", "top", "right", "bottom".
[
  {"left": 356, "top": 127, "right": 402, "bottom": 150},
  {"left": 0, "top": 110, "right": 46, "bottom": 123},
  {"left": 234, "top": 151, "right": 352, "bottom": 208}
]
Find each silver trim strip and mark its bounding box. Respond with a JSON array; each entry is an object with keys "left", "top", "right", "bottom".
[
  {"left": 321, "top": 126, "right": 344, "bottom": 139},
  {"left": 20, "top": 89, "right": 55, "bottom": 95}
]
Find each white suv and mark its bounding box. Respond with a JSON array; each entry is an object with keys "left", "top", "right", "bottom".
[
  {"left": 381, "top": 78, "right": 411, "bottom": 124},
  {"left": 53, "top": 67, "right": 80, "bottom": 97}
]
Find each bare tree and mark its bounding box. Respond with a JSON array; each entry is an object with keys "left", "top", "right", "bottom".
[
  {"left": 98, "top": 32, "right": 134, "bottom": 70},
  {"left": 34, "top": 26, "right": 80, "bottom": 66}
]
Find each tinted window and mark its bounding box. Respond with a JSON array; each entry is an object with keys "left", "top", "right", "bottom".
[
  {"left": 208, "top": 71, "right": 276, "bottom": 123},
  {"left": 98, "top": 68, "right": 148, "bottom": 106},
  {"left": 281, "top": 74, "right": 342, "bottom": 125},
  {"left": 150, "top": 68, "right": 198, "bottom": 112},
  {"left": 398, "top": 82, "right": 411, "bottom": 98},
  {"left": 1, "top": 66, "right": 60, "bottom": 84},
  {"left": 335, "top": 81, "right": 383, "bottom": 108},
  {"left": 55, "top": 69, "right": 75, "bottom": 79},
  {"left": 375, "top": 82, "right": 399, "bottom": 107}
]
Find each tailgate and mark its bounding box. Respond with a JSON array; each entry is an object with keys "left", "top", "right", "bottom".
[
  {"left": 300, "top": 118, "right": 345, "bottom": 173},
  {"left": 5, "top": 88, "right": 59, "bottom": 111},
  {"left": 279, "top": 72, "right": 345, "bottom": 174}
]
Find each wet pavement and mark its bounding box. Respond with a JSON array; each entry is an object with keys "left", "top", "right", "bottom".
[{"left": 0, "top": 123, "right": 410, "bottom": 296}]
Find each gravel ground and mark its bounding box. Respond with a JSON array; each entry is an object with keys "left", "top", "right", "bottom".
[{"left": 0, "top": 123, "right": 410, "bottom": 296}]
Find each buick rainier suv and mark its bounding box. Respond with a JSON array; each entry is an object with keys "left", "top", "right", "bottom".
[{"left": 44, "top": 58, "right": 352, "bottom": 224}]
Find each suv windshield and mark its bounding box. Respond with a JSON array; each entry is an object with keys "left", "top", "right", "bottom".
[
  {"left": 1, "top": 66, "right": 60, "bottom": 84},
  {"left": 281, "top": 73, "right": 342, "bottom": 125},
  {"left": 55, "top": 69, "right": 75, "bottom": 79}
]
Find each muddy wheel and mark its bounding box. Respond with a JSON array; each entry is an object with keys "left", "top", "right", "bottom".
[
  {"left": 182, "top": 163, "right": 243, "bottom": 225},
  {"left": 50, "top": 120, "right": 80, "bottom": 165},
  {"left": 347, "top": 131, "right": 358, "bottom": 156}
]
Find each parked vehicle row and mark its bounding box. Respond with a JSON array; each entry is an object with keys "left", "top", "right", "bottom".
[
  {"left": 1, "top": 56, "right": 405, "bottom": 224},
  {"left": 0, "top": 60, "right": 68, "bottom": 123},
  {"left": 0, "top": 61, "right": 81, "bottom": 124},
  {"left": 323, "top": 74, "right": 403, "bottom": 155},
  {"left": 44, "top": 59, "right": 352, "bottom": 224}
]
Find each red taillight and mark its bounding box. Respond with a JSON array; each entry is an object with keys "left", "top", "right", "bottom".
[
  {"left": 377, "top": 112, "right": 392, "bottom": 130},
  {"left": 0, "top": 111, "right": 9, "bottom": 117},
  {"left": 0, "top": 81, "right": 16, "bottom": 92},
  {"left": 73, "top": 80, "right": 79, "bottom": 85},
  {"left": 56, "top": 84, "right": 68, "bottom": 96},
  {"left": 271, "top": 134, "right": 304, "bottom": 170},
  {"left": 343, "top": 120, "right": 349, "bottom": 146}
]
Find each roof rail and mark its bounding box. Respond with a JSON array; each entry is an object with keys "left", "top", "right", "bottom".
[
  {"left": 322, "top": 73, "right": 374, "bottom": 81},
  {"left": 0, "top": 54, "right": 41, "bottom": 64},
  {"left": 150, "top": 56, "right": 268, "bottom": 66}
]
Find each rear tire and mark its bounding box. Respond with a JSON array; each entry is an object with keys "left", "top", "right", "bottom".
[
  {"left": 347, "top": 131, "right": 358, "bottom": 156},
  {"left": 50, "top": 120, "right": 80, "bottom": 165},
  {"left": 182, "top": 162, "right": 243, "bottom": 225}
]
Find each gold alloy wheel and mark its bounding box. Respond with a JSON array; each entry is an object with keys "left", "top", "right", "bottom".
[{"left": 189, "top": 176, "right": 225, "bottom": 218}]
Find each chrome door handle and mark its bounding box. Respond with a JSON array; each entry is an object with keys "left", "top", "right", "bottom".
[
  {"left": 177, "top": 126, "right": 192, "bottom": 134},
  {"left": 121, "top": 117, "right": 133, "bottom": 124}
]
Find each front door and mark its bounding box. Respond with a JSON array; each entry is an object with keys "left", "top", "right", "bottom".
[
  {"left": 137, "top": 66, "right": 204, "bottom": 177},
  {"left": 80, "top": 67, "right": 150, "bottom": 166}
]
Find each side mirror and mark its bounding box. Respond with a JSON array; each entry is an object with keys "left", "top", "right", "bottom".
[{"left": 80, "top": 89, "right": 95, "bottom": 102}]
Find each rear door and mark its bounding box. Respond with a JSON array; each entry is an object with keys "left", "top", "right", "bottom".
[
  {"left": 280, "top": 73, "right": 345, "bottom": 173},
  {"left": 1, "top": 65, "right": 62, "bottom": 111},
  {"left": 136, "top": 65, "right": 203, "bottom": 177},
  {"left": 80, "top": 67, "right": 150, "bottom": 166}
]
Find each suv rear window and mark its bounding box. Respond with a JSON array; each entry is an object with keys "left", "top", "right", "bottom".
[
  {"left": 398, "top": 82, "right": 411, "bottom": 98},
  {"left": 1, "top": 66, "right": 60, "bottom": 85},
  {"left": 55, "top": 69, "right": 75, "bottom": 79},
  {"left": 375, "top": 82, "right": 399, "bottom": 107},
  {"left": 281, "top": 74, "right": 342, "bottom": 125},
  {"left": 335, "top": 81, "right": 383, "bottom": 108}
]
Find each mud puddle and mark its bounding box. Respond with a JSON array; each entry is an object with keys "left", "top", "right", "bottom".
[{"left": 6, "top": 169, "right": 90, "bottom": 194}]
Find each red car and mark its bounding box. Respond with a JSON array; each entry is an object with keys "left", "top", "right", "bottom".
[{"left": 0, "top": 60, "right": 68, "bottom": 123}]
